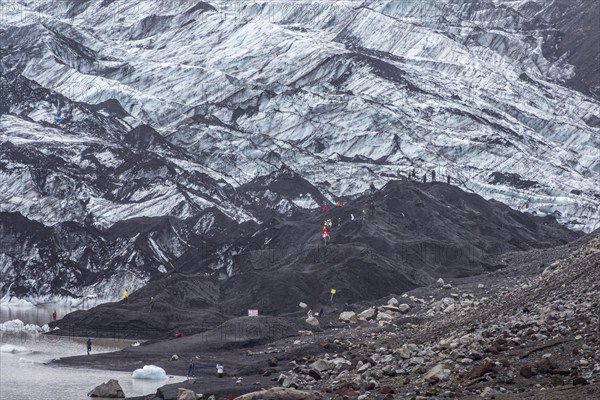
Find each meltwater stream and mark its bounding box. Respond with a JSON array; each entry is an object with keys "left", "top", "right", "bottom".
[{"left": 0, "top": 306, "right": 184, "bottom": 400}]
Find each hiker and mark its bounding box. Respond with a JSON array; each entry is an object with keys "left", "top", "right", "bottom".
[
  {"left": 86, "top": 338, "right": 92, "bottom": 355},
  {"left": 149, "top": 296, "right": 154, "bottom": 309},
  {"left": 175, "top": 329, "right": 182, "bottom": 338},
  {"left": 335, "top": 201, "right": 341, "bottom": 207},
  {"left": 321, "top": 204, "right": 327, "bottom": 211},
  {"left": 322, "top": 226, "right": 330, "bottom": 246},
  {"left": 370, "top": 181, "right": 376, "bottom": 193},
  {"left": 397, "top": 168, "right": 401, "bottom": 178},
  {"left": 187, "top": 358, "right": 196, "bottom": 378},
  {"left": 52, "top": 310, "right": 57, "bottom": 321},
  {"left": 369, "top": 200, "right": 375, "bottom": 216},
  {"left": 216, "top": 364, "right": 224, "bottom": 378},
  {"left": 447, "top": 174, "right": 451, "bottom": 184},
  {"left": 431, "top": 170, "right": 436, "bottom": 181},
  {"left": 412, "top": 168, "right": 416, "bottom": 180},
  {"left": 422, "top": 173, "right": 427, "bottom": 183},
  {"left": 123, "top": 289, "right": 128, "bottom": 303}
]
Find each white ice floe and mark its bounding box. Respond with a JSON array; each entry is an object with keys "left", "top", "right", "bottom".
[
  {"left": 132, "top": 365, "right": 167, "bottom": 380},
  {"left": 1, "top": 344, "right": 31, "bottom": 354}
]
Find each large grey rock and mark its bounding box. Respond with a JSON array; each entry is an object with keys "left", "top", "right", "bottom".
[
  {"left": 359, "top": 308, "right": 377, "bottom": 320},
  {"left": 398, "top": 304, "right": 411, "bottom": 313},
  {"left": 339, "top": 311, "right": 357, "bottom": 322},
  {"left": 177, "top": 388, "right": 198, "bottom": 400},
  {"left": 305, "top": 316, "right": 320, "bottom": 328},
  {"left": 395, "top": 345, "right": 412, "bottom": 359},
  {"left": 310, "top": 359, "right": 331, "bottom": 372},
  {"left": 387, "top": 297, "right": 400, "bottom": 307},
  {"left": 233, "top": 388, "right": 321, "bottom": 400},
  {"left": 88, "top": 379, "right": 125, "bottom": 398},
  {"left": 423, "top": 364, "right": 451, "bottom": 382}
]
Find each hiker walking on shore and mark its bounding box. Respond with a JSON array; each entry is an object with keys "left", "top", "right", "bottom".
[
  {"left": 216, "top": 364, "right": 224, "bottom": 378},
  {"left": 86, "top": 338, "right": 92, "bottom": 355},
  {"left": 187, "top": 358, "right": 196, "bottom": 378},
  {"left": 52, "top": 310, "right": 57, "bottom": 321},
  {"left": 123, "top": 289, "right": 128, "bottom": 303}
]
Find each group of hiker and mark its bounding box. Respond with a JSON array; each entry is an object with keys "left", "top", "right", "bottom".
[
  {"left": 317, "top": 170, "right": 455, "bottom": 244},
  {"left": 186, "top": 358, "right": 225, "bottom": 379},
  {"left": 405, "top": 167, "right": 451, "bottom": 184}
]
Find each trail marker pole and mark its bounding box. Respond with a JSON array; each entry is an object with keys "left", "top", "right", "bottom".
[{"left": 330, "top": 288, "right": 336, "bottom": 303}]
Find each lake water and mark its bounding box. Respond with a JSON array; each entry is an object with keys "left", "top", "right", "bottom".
[{"left": 0, "top": 306, "right": 184, "bottom": 400}]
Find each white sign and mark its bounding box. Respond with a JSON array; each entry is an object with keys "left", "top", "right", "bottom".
[{"left": 248, "top": 309, "right": 259, "bottom": 317}]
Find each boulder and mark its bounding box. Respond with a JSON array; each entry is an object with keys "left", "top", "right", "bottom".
[
  {"left": 423, "top": 363, "right": 451, "bottom": 382},
  {"left": 339, "top": 311, "right": 357, "bottom": 322},
  {"left": 357, "top": 362, "right": 371, "bottom": 373},
  {"left": 387, "top": 297, "right": 400, "bottom": 307},
  {"left": 170, "top": 354, "right": 179, "bottom": 361},
  {"left": 395, "top": 345, "right": 412, "bottom": 359},
  {"left": 480, "top": 387, "right": 500, "bottom": 398},
  {"left": 437, "top": 278, "right": 445, "bottom": 287},
  {"left": 88, "top": 379, "right": 125, "bottom": 398},
  {"left": 359, "top": 308, "right": 377, "bottom": 320},
  {"left": 177, "top": 388, "right": 197, "bottom": 400},
  {"left": 469, "top": 362, "right": 497, "bottom": 379},
  {"left": 310, "top": 359, "right": 331, "bottom": 372},
  {"left": 305, "top": 317, "right": 320, "bottom": 328},
  {"left": 299, "top": 302, "right": 307, "bottom": 309},
  {"left": 520, "top": 365, "right": 535, "bottom": 378},
  {"left": 233, "top": 388, "right": 321, "bottom": 400},
  {"left": 397, "top": 304, "right": 410, "bottom": 313},
  {"left": 307, "top": 369, "right": 322, "bottom": 381}
]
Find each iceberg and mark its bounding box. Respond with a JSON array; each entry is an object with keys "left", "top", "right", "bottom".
[
  {"left": 1, "top": 344, "right": 31, "bottom": 353},
  {"left": 131, "top": 365, "right": 167, "bottom": 380}
]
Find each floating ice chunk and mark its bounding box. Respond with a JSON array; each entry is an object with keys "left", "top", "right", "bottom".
[
  {"left": 132, "top": 365, "right": 167, "bottom": 380},
  {"left": 0, "top": 319, "right": 24, "bottom": 332},
  {"left": 131, "top": 342, "right": 140, "bottom": 347},
  {"left": 1, "top": 344, "right": 31, "bottom": 353}
]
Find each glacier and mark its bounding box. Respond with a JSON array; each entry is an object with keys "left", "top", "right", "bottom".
[{"left": 1, "top": 0, "right": 599, "bottom": 303}]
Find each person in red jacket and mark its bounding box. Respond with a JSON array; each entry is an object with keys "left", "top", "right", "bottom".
[
  {"left": 175, "top": 330, "right": 182, "bottom": 338},
  {"left": 321, "top": 226, "right": 330, "bottom": 245},
  {"left": 321, "top": 204, "right": 327, "bottom": 211}
]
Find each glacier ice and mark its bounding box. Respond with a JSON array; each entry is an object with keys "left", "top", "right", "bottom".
[{"left": 132, "top": 365, "right": 168, "bottom": 380}]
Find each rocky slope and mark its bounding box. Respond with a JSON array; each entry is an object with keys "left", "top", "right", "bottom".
[
  {"left": 50, "top": 180, "right": 581, "bottom": 338},
  {"left": 56, "top": 228, "right": 599, "bottom": 400},
  {"left": 258, "top": 231, "right": 600, "bottom": 399}
]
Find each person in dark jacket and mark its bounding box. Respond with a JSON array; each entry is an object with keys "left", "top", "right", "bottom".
[
  {"left": 86, "top": 338, "right": 92, "bottom": 355},
  {"left": 187, "top": 358, "right": 196, "bottom": 377}
]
